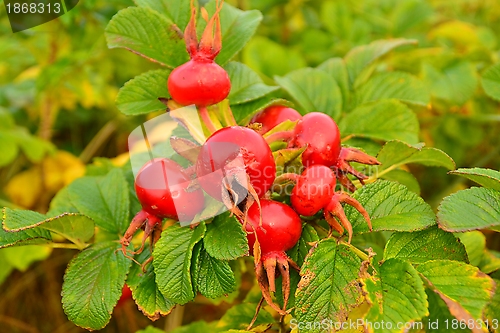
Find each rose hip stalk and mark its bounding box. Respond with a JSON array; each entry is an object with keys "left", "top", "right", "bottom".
[
  {"left": 276, "top": 165, "right": 372, "bottom": 243},
  {"left": 120, "top": 158, "right": 205, "bottom": 260},
  {"left": 242, "top": 199, "right": 302, "bottom": 315},
  {"left": 167, "top": 0, "right": 231, "bottom": 133},
  {"left": 196, "top": 126, "right": 276, "bottom": 221}
]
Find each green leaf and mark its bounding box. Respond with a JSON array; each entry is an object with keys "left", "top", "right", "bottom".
[
  {"left": 381, "top": 169, "right": 421, "bottom": 195},
  {"left": 377, "top": 140, "right": 456, "bottom": 175},
  {"left": 0, "top": 250, "right": 14, "bottom": 285},
  {"left": 437, "top": 187, "right": 500, "bottom": 232},
  {"left": 216, "top": 303, "right": 274, "bottom": 331},
  {"left": 449, "top": 168, "right": 500, "bottom": 191},
  {"left": 47, "top": 186, "right": 79, "bottom": 215},
  {"left": 232, "top": 96, "right": 291, "bottom": 125},
  {"left": 276, "top": 224, "right": 319, "bottom": 310},
  {"left": 105, "top": 7, "right": 188, "bottom": 68},
  {"left": 344, "top": 39, "right": 417, "bottom": 85},
  {"left": 422, "top": 61, "right": 478, "bottom": 106},
  {"left": 170, "top": 321, "right": 217, "bottom": 333},
  {"left": 0, "top": 132, "right": 19, "bottom": 167},
  {"left": 116, "top": 69, "right": 171, "bottom": 116},
  {"left": 317, "top": 57, "right": 350, "bottom": 110},
  {"left": 457, "top": 231, "right": 486, "bottom": 267},
  {"left": 194, "top": 246, "right": 236, "bottom": 299},
  {"left": 479, "top": 250, "right": 500, "bottom": 275},
  {"left": 344, "top": 180, "right": 436, "bottom": 234},
  {"left": 417, "top": 260, "right": 495, "bottom": 321},
  {"left": 482, "top": 63, "right": 500, "bottom": 101},
  {"left": 2, "top": 245, "right": 52, "bottom": 271},
  {"left": 352, "top": 71, "right": 430, "bottom": 108},
  {"left": 0, "top": 218, "right": 52, "bottom": 249},
  {"left": 62, "top": 242, "right": 132, "bottom": 330},
  {"left": 2, "top": 208, "right": 46, "bottom": 231},
  {"left": 204, "top": 212, "right": 248, "bottom": 261},
  {"left": 339, "top": 100, "right": 419, "bottom": 144},
  {"left": 424, "top": 288, "right": 471, "bottom": 333},
  {"left": 275, "top": 68, "right": 342, "bottom": 119},
  {"left": 225, "top": 62, "right": 278, "bottom": 105},
  {"left": 136, "top": 326, "right": 166, "bottom": 333},
  {"left": 0, "top": 108, "right": 15, "bottom": 129},
  {"left": 384, "top": 226, "right": 468, "bottom": 264},
  {"left": 14, "top": 129, "right": 54, "bottom": 162},
  {"left": 287, "top": 224, "right": 319, "bottom": 267},
  {"left": 362, "top": 259, "right": 428, "bottom": 332},
  {"left": 153, "top": 223, "right": 206, "bottom": 304},
  {"left": 273, "top": 146, "right": 306, "bottom": 176},
  {"left": 128, "top": 249, "right": 175, "bottom": 320},
  {"left": 68, "top": 169, "right": 130, "bottom": 235},
  {"left": 242, "top": 36, "right": 306, "bottom": 77},
  {"left": 294, "top": 240, "right": 363, "bottom": 327},
  {"left": 3, "top": 208, "right": 94, "bottom": 246},
  {"left": 486, "top": 280, "right": 500, "bottom": 328},
  {"left": 134, "top": 0, "right": 192, "bottom": 31},
  {"left": 203, "top": 1, "right": 262, "bottom": 66}
]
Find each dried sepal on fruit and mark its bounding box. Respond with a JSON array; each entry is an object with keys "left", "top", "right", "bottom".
[{"left": 195, "top": 126, "right": 276, "bottom": 221}]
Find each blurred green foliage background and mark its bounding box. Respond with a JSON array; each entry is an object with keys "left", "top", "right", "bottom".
[{"left": 0, "top": 0, "right": 499, "bottom": 331}]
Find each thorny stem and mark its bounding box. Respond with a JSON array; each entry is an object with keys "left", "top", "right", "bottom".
[{"left": 198, "top": 105, "right": 218, "bottom": 134}]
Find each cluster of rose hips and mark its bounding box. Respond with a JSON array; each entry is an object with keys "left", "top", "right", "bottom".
[{"left": 119, "top": 0, "right": 379, "bottom": 316}]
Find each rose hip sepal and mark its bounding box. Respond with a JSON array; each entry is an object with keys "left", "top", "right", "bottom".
[
  {"left": 278, "top": 165, "right": 372, "bottom": 243},
  {"left": 167, "top": 0, "right": 230, "bottom": 108},
  {"left": 119, "top": 158, "right": 205, "bottom": 261},
  {"left": 242, "top": 199, "right": 302, "bottom": 315}
]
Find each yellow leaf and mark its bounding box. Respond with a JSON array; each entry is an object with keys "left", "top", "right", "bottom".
[
  {"left": 428, "top": 21, "right": 480, "bottom": 48},
  {"left": 80, "top": 80, "right": 95, "bottom": 109},
  {"left": 4, "top": 168, "right": 43, "bottom": 208},
  {"left": 4, "top": 151, "right": 85, "bottom": 209},
  {"left": 111, "top": 152, "right": 130, "bottom": 167},
  {"left": 14, "top": 66, "right": 41, "bottom": 82}
]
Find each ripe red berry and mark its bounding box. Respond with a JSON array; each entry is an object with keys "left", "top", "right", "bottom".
[
  {"left": 250, "top": 105, "right": 302, "bottom": 134},
  {"left": 117, "top": 285, "right": 133, "bottom": 307},
  {"left": 244, "top": 199, "right": 302, "bottom": 255},
  {"left": 288, "top": 112, "right": 341, "bottom": 168},
  {"left": 291, "top": 165, "right": 336, "bottom": 216},
  {"left": 196, "top": 126, "right": 276, "bottom": 201},
  {"left": 119, "top": 158, "right": 205, "bottom": 259},
  {"left": 135, "top": 158, "right": 204, "bottom": 222},
  {"left": 168, "top": 59, "right": 231, "bottom": 107},
  {"left": 167, "top": 0, "right": 231, "bottom": 107},
  {"left": 241, "top": 199, "right": 302, "bottom": 315}
]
